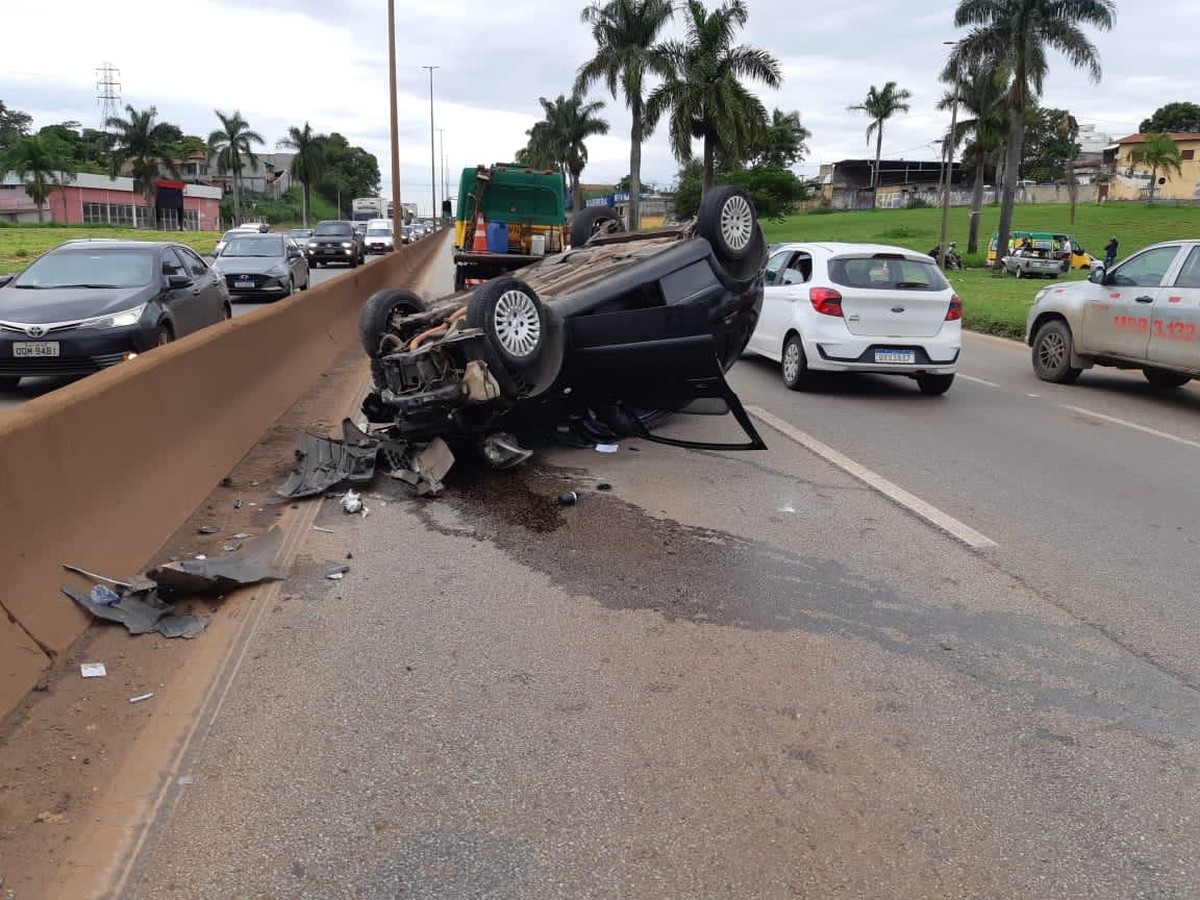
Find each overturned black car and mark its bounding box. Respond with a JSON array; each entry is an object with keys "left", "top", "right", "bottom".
[{"left": 358, "top": 186, "right": 770, "bottom": 467}]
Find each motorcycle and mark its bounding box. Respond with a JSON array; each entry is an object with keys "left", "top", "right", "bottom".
[{"left": 928, "top": 243, "right": 963, "bottom": 271}]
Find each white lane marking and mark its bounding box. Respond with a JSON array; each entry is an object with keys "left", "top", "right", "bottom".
[
  {"left": 748, "top": 406, "right": 998, "bottom": 549},
  {"left": 1062, "top": 405, "right": 1200, "bottom": 450},
  {"left": 959, "top": 373, "right": 1000, "bottom": 387},
  {"left": 1027, "top": 393, "right": 1041, "bottom": 398}
]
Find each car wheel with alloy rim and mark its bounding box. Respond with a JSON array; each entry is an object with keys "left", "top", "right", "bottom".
[
  {"left": 1031, "top": 319, "right": 1082, "bottom": 383},
  {"left": 466, "top": 277, "right": 546, "bottom": 371},
  {"left": 781, "top": 333, "right": 815, "bottom": 391}
]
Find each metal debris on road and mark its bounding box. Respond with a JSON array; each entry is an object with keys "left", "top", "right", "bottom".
[
  {"left": 231, "top": 532, "right": 253, "bottom": 540},
  {"left": 234, "top": 499, "right": 244, "bottom": 509},
  {"left": 80, "top": 663, "right": 107, "bottom": 678},
  {"left": 148, "top": 526, "right": 285, "bottom": 596},
  {"left": 222, "top": 542, "right": 242, "bottom": 552},
  {"left": 595, "top": 443, "right": 620, "bottom": 453},
  {"left": 89, "top": 584, "right": 123, "bottom": 606},
  {"left": 198, "top": 525, "right": 221, "bottom": 534},
  {"left": 129, "top": 693, "right": 155, "bottom": 704},
  {"left": 313, "top": 525, "right": 335, "bottom": 534},
  {"left": 65, "top": 582, "right": 170, "bottom": 636},
  {"left": 156, "top": 616, "right": 209, "bottom": 639},
  {"left": 326, "top": 565, "right": 350, "bottom": 581}
]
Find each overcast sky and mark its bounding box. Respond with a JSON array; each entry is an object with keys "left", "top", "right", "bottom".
[{"left": 2, "top": 0, "right": 1188, "bottom": 215}]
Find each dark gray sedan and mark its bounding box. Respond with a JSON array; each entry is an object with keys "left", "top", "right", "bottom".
[
  {"left": 212, "top": 234, "right": 310, "bottom": 300},
  {"left": 0, "top": 239, "right": 231, "bottom": 388}
]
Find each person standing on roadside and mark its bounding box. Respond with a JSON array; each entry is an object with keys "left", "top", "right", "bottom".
[{"left": 1104, "top": 235, "right": 1119, "bottom": 268}]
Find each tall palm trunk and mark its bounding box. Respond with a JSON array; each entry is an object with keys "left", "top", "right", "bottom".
[
  {"left": 36, "top": 201, "right": 44, "bottom": 224},
  {"left": 1148, "top": 164, "right": 1158, "bottom": 202},
  {"left": 872, "top": 127, "right": 883, "bottom": 207},
  {"left": 995, "top": 106, "right": 1025, "bottom": 273},
  {"left": 629, "top": 97, "right": 644, "bottom": 231},
  {"left": 702, "top": 133, "right": 715, "bottom": 195},
  {"left": 232, "top": 170, "right": 242, "bottom": 223},
  {"left": 968, "top": 160, "right": 986, "bottom": 254},
  {"left": 301, "top": 182, "right": 308, "bottom": 227}
]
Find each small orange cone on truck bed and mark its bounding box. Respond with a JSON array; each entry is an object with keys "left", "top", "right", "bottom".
[{"left": 471, "top": 213, "right": 488, "bottom": 252}]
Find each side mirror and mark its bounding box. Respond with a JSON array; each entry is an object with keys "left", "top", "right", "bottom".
[
  {"left": 1088, "top": 266, "right": 1106, "bottom": 284},
  {"left": 167, "top": 273, "right": 193, "bottom": 289}
]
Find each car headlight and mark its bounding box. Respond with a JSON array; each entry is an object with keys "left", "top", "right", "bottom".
[
  {"left": 83, "top": 304, "right": 147, "bottom": 329},
  {"left": 307, "top": 242, "right": 317, "bottom": 249},
  {"left": 341, "top": 241, "right": 353, "bottom": 249}
]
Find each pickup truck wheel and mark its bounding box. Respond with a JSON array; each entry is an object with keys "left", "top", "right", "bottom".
[
  {"left": 1031, "top": 320, "right": 1082, "bottom": 384},
  {"left": 349, "top": 254, "right": 359, "bottom": 269},
  {"left": 359, "top": 289, "right": 427, "bottom": 357},
  {"left": 1143, "top": 368, "right": 1191, "bottom": 388},
  {"left": 698, "top": 186, "right": 756, "bottom": 263},
  {"left": 569, "top": 207, "right": 625, "bottom": 248},
  {"left": 467, "top": 277, "right": 546, "bottom": 370}
]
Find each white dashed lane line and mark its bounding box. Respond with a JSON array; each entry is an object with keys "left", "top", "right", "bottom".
[
  {"left": 748, "top": 406, "right": 998, "bottom": 550},
  {"left": 959, "top": 373, "right": 1000, "bottom": 387},
  {"left": 1062, "top": 405, "right": 1200, "bottom": 451}
]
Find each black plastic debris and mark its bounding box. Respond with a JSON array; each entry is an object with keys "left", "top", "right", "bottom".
[
  {"left": 276, "top": 419, "right": 382, "bottom": 500},
  {"left": 148, "top": 526, "right": 284, "bottom": 596},
  {"left": 62, "top": 582, "right": 170, "bottom": 635},
  {"left": 596, "top": 483, "right": 612, "bottom": 491},
  {"left": 558, "top": 491, "right": 579, "bottom": 506},
  {"left": 198, "top": 525, "right": 220, "bottom": 534}
]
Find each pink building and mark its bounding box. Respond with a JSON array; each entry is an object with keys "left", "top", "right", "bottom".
[{"left": 0, "top": 172, "right": 223, "bottom": 230}]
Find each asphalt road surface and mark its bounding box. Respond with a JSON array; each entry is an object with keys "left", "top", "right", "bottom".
[
  {"left": 0, "top": 256, "right": 374, "bottom": 415},
  {"left": 121, "top": 268, "right": 1200, "bottom": 897}
]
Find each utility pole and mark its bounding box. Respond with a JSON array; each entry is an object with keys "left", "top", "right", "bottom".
[
  {"left": 937, "top": 42, "right": 961, "bottom": 271},
  {"left": 422, "top": 66, "right": 439, "bottom": 225},
  {"left": 388, "top": 0, "right": 403, "bottom": 237}
]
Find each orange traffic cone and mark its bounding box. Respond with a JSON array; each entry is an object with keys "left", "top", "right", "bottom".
[{"left": 471, "top": 213, "right": 488, "bottom": 252}]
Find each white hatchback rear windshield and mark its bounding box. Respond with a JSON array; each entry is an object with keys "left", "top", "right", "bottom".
[{"left": 828, "top": 257, "right": 949, "bottom": 292}]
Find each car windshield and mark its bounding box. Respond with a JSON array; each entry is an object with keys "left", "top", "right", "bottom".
[
  {"left": 13, "top": 249, "right": 155, "bottom": 289},
  {"left": 220, "top": 237, "right": 285, "bottom": 258},
  {"left": 366, "top": 228, "right": 391, "bottom": 237},
  {"left": 314, "top": 223, "right": 351, "bottom": 236},
  {"left": 290, "top": 230, "right": 310, "bottom": 238},
  {"left": 828, "top": 256, "right": 949, "bottom": 291},
  {"left": 220, "top": 231, "right": 240, "bottom": 242}
]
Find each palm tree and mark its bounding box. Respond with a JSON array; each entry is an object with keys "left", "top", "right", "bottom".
[
  {"left": 576, "top": 0, "right": 674, "bottom": 230},
  {"left": 953, "top": 0, "right": 1116, "bottom": 273},
  {"left": 277, "top": 122, "right": 325, "bottom": 227},
  {"left": 105, "top": 104, "right": 181, "bottom": 227},
  {"left": 645, "top": 0, "right": 782, "bottom": 194},
  {"left": 526, "top": 93, "right": 609, "bottom": 213},
  {"left": 938, "top": 67, "right": 1009, "bottom": 253},
  {"left": 1129, "top": 133, "right": 1183, "bottom": 203},
  {"left": 846, "top": 82, "right": 912, "bottom": 202},
  {"left": 207, "top": 109, "right": 265, "bottom": 224},
  {"left": 753, "top": 108, "right": 811, "bottom": 169},
  {"left": 4, "top": 134, "right": 68, "bottom": 223}
]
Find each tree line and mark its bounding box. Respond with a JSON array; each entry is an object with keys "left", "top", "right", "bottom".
[{"left": 0, "top": 100, "right": 380, "bottom": 227}]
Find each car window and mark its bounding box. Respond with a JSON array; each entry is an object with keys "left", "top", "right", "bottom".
[
  {"left": 313, "top": 223, "right": 352, "bottom": 236},
  {"left": 163, "top": 249, "right": 188, "bottom": 278},
  {"left": 1111, "top": 246, "right": 1180, "bottom": 288},
  {"left": 222, "top": 237, "right": 284, "bottom": 257},
  {"left": 764, "top": 251, "right": 791, "bottom": 286},
  {"left": 177, "top": 246, "right": 209, "bottom": 277},
  {"left": 829, "top": 257, "right": 949, "bottom": 291},
  {"left": 1173, "top": 247, "right": 1200, "bottom": 289},
  {"left": 780, "top": 253, "right": 811, "bottom": 286}
]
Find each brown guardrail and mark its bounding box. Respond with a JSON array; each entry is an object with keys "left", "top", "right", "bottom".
[{"left": 0, "top": 234, "right": 448, "bottom": 719}]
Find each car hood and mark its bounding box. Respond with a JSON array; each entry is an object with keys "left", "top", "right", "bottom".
[
  {"left": 214, "top": 257, "right": 288, "bottom": 275},
  {"left": 0, "top": 284, "right": 151, "bottom": 325}
]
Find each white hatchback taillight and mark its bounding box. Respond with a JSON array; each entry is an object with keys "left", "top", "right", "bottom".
[
  {"left": 945, "top": 293, "right": 962, "bottom": 321},
  {"left": 810, "top": 287, "right": 844, "bottom": 317}
]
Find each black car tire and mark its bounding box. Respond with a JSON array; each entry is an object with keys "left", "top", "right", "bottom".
[
  {"left": 466, "top": 277, "right": 547, "bottom": 371},
  {"left": 157, "top": 323, "right": 175, "bottom": 346},
  {"left": 349, "top": 254, "right": 359, "bottom": 269},
  {"left": 285, "top": 277, "right": 294, "bottom": 297},
  {"left": 359, "top": 289, "right": 428, "bottom": 358},
  {"left": 300, "top": 272, "right": 309, "bottom": 291},
  {"left": 1143, "top": 368, "right": 1191, "bottom": 388},
  {"left": 569, "top": 206, "right": 625, "bottom": 248},
  {"left": 916, "top": 373, "right": 955, "bottom": 395},
  {"left": 1031, "top": 320, "right": 1082, "bottom": 384},
  {"left": 697, "top": 186, "right": 757, "bottom": 263},
  {"left": 222, "top": 302, "right": 232, "bottom": 320},
  {"left": 710, "top": 223, "right": 767, "bottom": 294},
  {"left": 781, "top": 333, "right": 815, "bottom": 391}
]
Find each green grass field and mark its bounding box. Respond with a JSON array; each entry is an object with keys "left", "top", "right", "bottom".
[
  {"left": 761, "top": 202, "right": 1200, "bottom": 338},
  {"left": 0, "top": 224, "right": 221, "bottom": 273}
]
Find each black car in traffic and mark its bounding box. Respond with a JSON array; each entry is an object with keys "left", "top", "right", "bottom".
[
  {"left": 306, "top": 221, "right": 365, "bottom": 268},
  {"left": 0, "top": 239, "right": 231, "bottom": 388}
]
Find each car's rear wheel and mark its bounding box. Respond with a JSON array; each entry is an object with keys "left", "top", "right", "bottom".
[
  {"left": 781, "top": 334, "right": 815, "bottom": 391},
  {"left": 1031, "top": 320, "right": 1082, "bottom": 384},
  {"left": 569, "top": 207, "right": 625, "bottom": 248},
  {"left": 467, "top": 277, "right": 546, "bottom": 371},
  {"left": 698, "top": 186, "right": 756, "bottom": 262},
  {"left": 1143, "top": 368, "right": 1191, "bottom": 388},
  {"left": 157, "top": 323, "right": 175, "bottom": 346},
  {"left": 916, "top": 373, "right": 955, "bottom": 395},
  {"left": 359, "top": 289, "right": 428, "bottom": 359}
]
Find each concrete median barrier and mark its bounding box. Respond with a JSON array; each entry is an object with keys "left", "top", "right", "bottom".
[{"left": 0, "top": 234, "right": 449, "bottom": 719}]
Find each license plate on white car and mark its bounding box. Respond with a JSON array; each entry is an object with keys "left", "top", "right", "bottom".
[
  {"left": 875, "top": 349, "right": 915, "bottom": 364},
  {"left": 13, "top": 341, "right": 60, "bottom": 358}
]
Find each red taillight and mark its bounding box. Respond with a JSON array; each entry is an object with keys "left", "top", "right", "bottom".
[
  {"left": 809, "top": 287, "right": 843, "bottom": 317},
  {"left": 945, "top": 293, "right": 963, "bottom": 321}
]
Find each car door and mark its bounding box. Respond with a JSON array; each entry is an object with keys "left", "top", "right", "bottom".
[
  {"left": 178, "top": 246, "right": 225, "bottom": 325},
  {"left": 751, "top": 249, "right": 795, "bottom": 356},
  {"left": 1080, "top": 245, "right": 1183, "bottom": 359},
  {"left": 160, "top": 248, "right": 202, "bottom": 335},
  {"left": 1147, "top": 244, "right": 1200, "bottom": 371}
]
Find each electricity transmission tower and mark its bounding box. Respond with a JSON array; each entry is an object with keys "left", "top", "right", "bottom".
[{"left": 96, "top": 62, "right": 122, "bottom": 131}]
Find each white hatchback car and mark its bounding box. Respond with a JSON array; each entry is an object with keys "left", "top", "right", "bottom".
[{"left": 745, "top": 242, "right": 963, "bottom": 394}]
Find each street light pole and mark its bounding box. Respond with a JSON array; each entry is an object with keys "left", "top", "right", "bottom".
[
  {"left": 937, "top": 42, "right": 961, "bottom": 271},
  {"left": 388, "top": 0, "right": 402, "bottom": 237},
  {"left": 422, "top": 65, "right": 439, "bottom": 225}
]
